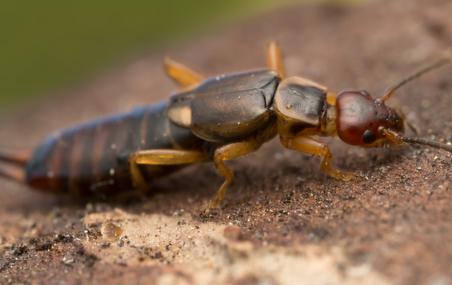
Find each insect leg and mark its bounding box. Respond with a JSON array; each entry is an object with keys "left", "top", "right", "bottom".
[
  {"left": 267, "top": 42, "right": 334, "bottom": 100},
  {"left": 266, "top": 41, "right": 286, "bottom": 78},
  {"left": 129, "top": 149, "right": 206, "bottom": 191},
  {"left": 281, "top": 135, "right": 355, "bottom": 181},
  {"left": 163, "top": 57, "right": 204, "bottom": 89},
  {"left": 326, "top": 91, "right": 338, "bottom": 106},
  {"left": 210, "top": 140, "right": 261, "bottom": 208}
]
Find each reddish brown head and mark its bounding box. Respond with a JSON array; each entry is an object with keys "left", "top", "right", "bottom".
[
  {"left": 332, "top": 55, "right": 452, "bottom": 149},
  {"left": 335, "top": 91, "right": 403, "bottom": 146}
]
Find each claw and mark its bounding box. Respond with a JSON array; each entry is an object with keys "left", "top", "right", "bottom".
[{"left": 323, "top": 167, "right": 357, "bottom": 182}]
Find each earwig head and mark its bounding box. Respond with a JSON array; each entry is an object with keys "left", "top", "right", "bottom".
[
  {"left": 336, "top": 90, "right": 404, "bottom": 146},
  {"left": 335, "top": 54, "right": 452, "bottom": 148}
]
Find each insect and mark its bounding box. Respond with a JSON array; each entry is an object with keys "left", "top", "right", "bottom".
[{"left": 0, "top": 42, "right": 451, "bottom": 208}]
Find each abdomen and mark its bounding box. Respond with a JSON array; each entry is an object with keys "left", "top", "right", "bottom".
[{"left": 25, "top": 102, "right": 202, "bottom": 195}]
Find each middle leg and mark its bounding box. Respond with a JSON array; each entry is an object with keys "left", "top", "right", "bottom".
[
  {"left": 210, "top": 139, "right": 262, "bottom": 208},
  {"left": 266, "top": 41, "right": 286, "bottom": 78}
]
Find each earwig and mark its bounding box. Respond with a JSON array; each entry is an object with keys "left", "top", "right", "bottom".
[{"left": 0, "top": 42, "right": 451, "bottom": 208}]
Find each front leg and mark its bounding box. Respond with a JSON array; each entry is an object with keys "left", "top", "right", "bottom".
[
  {"left": 210, "top": 139, "right": 262, "bottom": 208},
  {"left": 280, "top": 135, "right": 354, "bottom": 181}
]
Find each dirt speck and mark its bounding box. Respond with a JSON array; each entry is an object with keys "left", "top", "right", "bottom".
[
  {"left": 101, "top": 221, "right": 123, "bottom": 242},
  {"left": 224, "top": 225, "right": 244, "bottom": 241}
]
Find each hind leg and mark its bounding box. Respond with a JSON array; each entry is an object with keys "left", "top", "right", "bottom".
[
  {"left": 163, "top": 57, "right": 204, "bottom": 89},
  {"left": 129, "top": 149, "right": 206, "bottom": 192}
]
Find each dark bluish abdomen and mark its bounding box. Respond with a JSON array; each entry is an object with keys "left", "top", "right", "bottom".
[{"left": 26, "top": 102, "right": 202, "bottom": 195}]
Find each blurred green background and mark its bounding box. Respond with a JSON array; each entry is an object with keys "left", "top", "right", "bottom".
[
  {"left": 1, "top": 0, "right": 356, "bottom": 111},
  {"left": 0, "top": 1, "right": 284, "bottom": 110}
]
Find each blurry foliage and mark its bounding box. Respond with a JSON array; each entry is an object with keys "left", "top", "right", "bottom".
[
  {"left": 0, "top": 0, "right": 358, "bottom": 109},
  {"left": 0, "top": 1, "right": 280, "bottom": 109}
]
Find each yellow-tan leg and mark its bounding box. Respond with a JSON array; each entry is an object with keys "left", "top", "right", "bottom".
[
  {"left": 163, "top": 57, "right": 204, "bottom": 89},
  {"left": 266, "top": 41, "right": 335, "bottom": 99},
  {"left": 326, "top": 91, "right": 337, "bottom": 106},
  {"left": 129, "top": 149, "right": 206, "bottom": 191},
  {"left": 281, "top": 135, "right": 355, "bottom": 181},
  {"left": 210, "top": 140, "right": 262, "bottom": 208},
  {"left": 266, "top": 41, "right": 286, "bottom": 78}
]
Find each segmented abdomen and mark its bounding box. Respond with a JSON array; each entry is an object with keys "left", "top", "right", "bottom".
[{"left": 25, "top": 102, "right": 202, "bottom": 195}]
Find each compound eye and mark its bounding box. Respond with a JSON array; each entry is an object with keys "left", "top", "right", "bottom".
[{"left": 362, "top": 129, "right": 376, "bottom": 144}]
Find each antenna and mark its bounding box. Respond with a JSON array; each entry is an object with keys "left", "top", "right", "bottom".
[
  {"left": 380, "top": 53, "right": 451, "bottom": 102},
  {"left": 380, "top": 128, "right": 452, "bottom": 153},
  {"left": 400, "top": 136, "right": 452, "bottom": 152}
]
